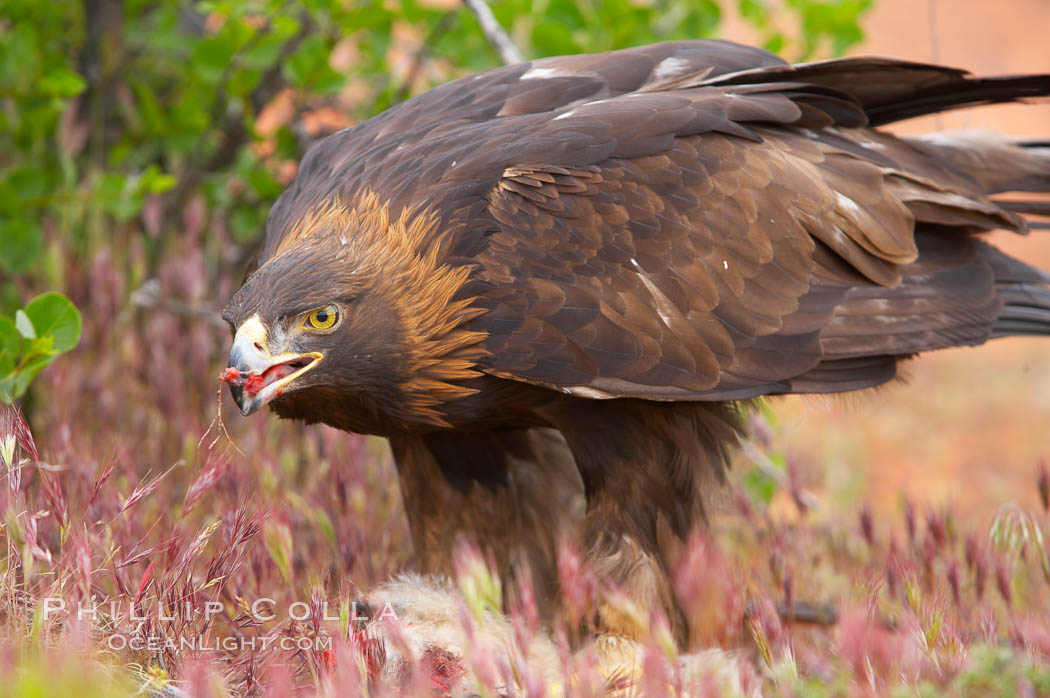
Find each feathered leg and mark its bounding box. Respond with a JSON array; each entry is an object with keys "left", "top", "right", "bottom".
[
  {"left": 541, "top": 399, "right": 745, "bottom": 657},
  {"left": 389, "top": 427, "right": 583, "bottom": 619}
]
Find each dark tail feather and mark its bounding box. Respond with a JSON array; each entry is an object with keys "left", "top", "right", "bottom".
[
  {"left": 995, "top": 200, "right": 1050, "bottom": 216},
  {"left": 986, "top": 244, "right": 1050, "bottom": 338},
  {"left": 706, "top": 57, "right": 1050, "bottom": 126},
  {"left": 983, "top": 240, "right": 1050, "bottom": 283},
  {"left": 984, "top": 142, "right": 1050, "bottom": 229},
  {"left": 867, "top": 74, "right": 1050, "bottom": 126},
  {"left": 993, "top": 200, "right": 1050, "bottom": 230},
  {"left": 993, "top": 286, "right": 1050, "bottom": 337},
  {"left": 1011, "top": 140, "right": 1050, "bottom": 194}
]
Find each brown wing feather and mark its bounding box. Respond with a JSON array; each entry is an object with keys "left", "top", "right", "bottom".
[
  {"left": 260, "top": 41, "right": 789, "bottom": 262},
  {"left": 468, "top": 89, "right": 1047, "bottom": 399},
  {"left": 471, "top": 114, "right": 918, "bottom": 398},
  {"left": 254, "top": 39, "right": 1050, "bottom": 402}
]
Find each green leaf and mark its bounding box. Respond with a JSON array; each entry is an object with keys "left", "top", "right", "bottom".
[
  {"left": 226, "top": 66, "right": 262, "bottom": 97},
  {"left": 762, "top": 33, "right": 786, "bottom": 54},
  {"left": 37, "top": 67, "right": 87, "bottom": 97},
  {"left": 739, "top": 0, "right": 770, "bottom": 26},
  {"left": 0, "top": 316, "right": 22, "bottom": 375},
  {"left": 0, "top": 220, "right": 44, "bottom": 274},
  {"left": 0, "top": 308, "right": 61, "bottom": 403},
  {"left": 130, "top": 79, "right": 166, "bottom": 134},
  {"left": 14, "top": 310, "right": 35, "bottom": 339},
  {"left": 0, "top": 377, "right": 16, "bottom": 405},
  {"left": 241, "top": 36, "right": 284, "bottom": 70},
  {"left": 138, "top": 165, "right": 177, "bottom": 195},
  {"left": 546, "top": 0, "right": 585, "bottom": 30},
  {"left": 95, "top": 172, "right": 142, "bottom": 221},
  {"left": 312, "top": 66, "right": 347, "bottom": 96},
  {"left": 23, "top": 292, "right": 81, "bottom": 354},
  {"left": 192, "top": 35, "right": 238, "bottom": 85},
  {"left": 530, "top": 21, "right": 577, "bottom": 57},
  {"left": 284, "top": 35, "right": 328, "bottom": 87},
  {"left": 11, "top": 349, "right": 55, "bottom": 398},
  {"left": 230, "top": 206, "right": 264, "bottom": 242},
  {"left": 24, "top": 335, "right": 56, "bottom": 361},
  {"left": 244, "top": 167, "right": 282, "bottom": 199},
  {"left": 7, "top": 167, "right": 50, "bottom": 201},
  {"left": 741, "top": 467, "right": 779, "bottom": 505}
]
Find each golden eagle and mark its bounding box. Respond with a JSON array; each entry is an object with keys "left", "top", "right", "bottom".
[{"left": 222, "top": 40, "right": 1050, "bottom": 647}]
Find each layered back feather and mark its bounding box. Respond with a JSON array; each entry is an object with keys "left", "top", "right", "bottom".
[{"left": 260, "top": 40, "right": 1050, "bottom": 407}]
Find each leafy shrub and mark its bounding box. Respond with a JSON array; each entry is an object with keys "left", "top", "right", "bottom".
[{"left": 0, "top": 293, "right": 81, "bottom": 402}]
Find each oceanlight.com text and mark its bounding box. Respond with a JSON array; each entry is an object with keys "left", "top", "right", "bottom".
[{"left": 106, "top": 634, "right": 335, "bottom": 652}]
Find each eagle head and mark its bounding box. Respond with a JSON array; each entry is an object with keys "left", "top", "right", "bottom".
[
  {"left": 220, "top": 194, "right": 488, "bottom": 432},
  {"left": 220, "top": 242, "right": 408, "bottom": 423}
]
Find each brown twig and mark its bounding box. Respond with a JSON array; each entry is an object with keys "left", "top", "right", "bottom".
[
  {"left": 81, "top": 0, "right": 125, "bottom": 170},
  {"left": 462, "top": 0, "right": 523, "bottom": 65},
  {"left": 129, "top": 279, "right": 226, "bottom": 329},
  {"left": 172, "top": 12, "right": 314, "bottom": 210}
]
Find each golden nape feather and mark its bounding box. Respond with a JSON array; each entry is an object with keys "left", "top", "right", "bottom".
[
  {"left": 222, "top": 39, "right": 1050, "bottom": 659},
  {"left": 261, "top": 191, "right": 490, "bottom": 426}
]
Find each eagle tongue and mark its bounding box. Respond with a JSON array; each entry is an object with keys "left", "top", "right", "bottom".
[
  {"left": 243, "top": 361, "right": 301, "bottom": 396},
  {"left": 219, "top": 362, "right": 299, "bottom": 396}
]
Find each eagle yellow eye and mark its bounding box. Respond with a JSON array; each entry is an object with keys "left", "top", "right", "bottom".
[{"left": 305, "top": 305, "right": 338, "bottom": 331}]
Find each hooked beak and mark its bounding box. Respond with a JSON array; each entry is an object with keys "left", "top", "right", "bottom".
[{"left": 222, "top": 316, "right": 323, "bottom": 416}]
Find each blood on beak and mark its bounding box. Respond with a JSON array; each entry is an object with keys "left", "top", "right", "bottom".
[{"left": 222, "top": 316, "right": 323, "bottom": 416}]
